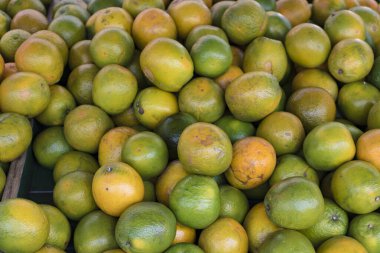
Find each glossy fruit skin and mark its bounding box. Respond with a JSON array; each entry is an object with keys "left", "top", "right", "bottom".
[
  {"left": 121, "top": 131, "right": 168, "bottom": 180},
  {"left": 349, "top": 212, "right": 380, "bottom": 253},
  {"left": 328, "top": 38, "right": 374, "bottom": 83},
  {"left": 115, "top": 202, "right": 177, "bottom": 253},
  {"left": 0, "top": 198, "right": 49, "bottom": 253},
  {"left": 244, "top": 202, "right": 281, "bottom": 252},
  {"left": 225, "top": 71, "right": 282, "bottom": 122},
  {"left": 0, "top": 112, "right": 32, "bottom": 163},
  {"left": 165, "top": 243, "right": 204, "bottom": 253},
  {"left": 303, "top": 122, "right": 356, "bottom": 171},
  {"left": 264, "top": 177, "right": 325, "bottom": 230},
  {"left": 225, "top": 137, "right": 276, "bottom": 190},
  {"left": 316, "top": 235, "right": 368, "bottom": 253},
  {"left": 331, "top": 160, "right": 380, "bottom": 214},
  {"left": 219, "top": 185, "right": 249, "bottom": 223},
  {"left": 258, "top": 229, "right": 315, "bottom": 253},
  {"left": 356, "top": 129, "right": 380, "bottom": 171},
  {"left": 92, "top": 162, "right": 144, "bottom": 217},
  {"left": 74, "top": 210, "right": 118, "bottom": 253},
  {"left": 178, "top": 122, "right": 232, "bottom": 177},
  {"left": 198, "top": 217, "right": 249, "bottom": 253},
  {"left": 300, "top": 198, "right": 349, "bottom": 247},
  {"left": 140, "top": 38, "right": 193, "bottom": 92},
  {"left": 285, "top": 23, "right": 331, "bottom": 68},
  {"left": 169, "top": 175, "right": 220, "bottom": 229},
  {"left": 178, "top": 77, "right": 225, "bottom": 123}
]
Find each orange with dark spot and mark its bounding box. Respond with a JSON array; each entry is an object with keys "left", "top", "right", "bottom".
[{"left": 225, "top": 137, "right": 276, "bottom": 190}]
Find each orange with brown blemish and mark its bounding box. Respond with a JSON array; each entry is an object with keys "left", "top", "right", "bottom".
[{"left": 225, "top": 137, "right": 276, "bottom": 189}]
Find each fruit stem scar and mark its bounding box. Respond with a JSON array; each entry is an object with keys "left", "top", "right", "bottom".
[
  {"left": 331, "top": 214, "right": 339, "bottom": 221},
  {"left": 338, "top": 69, "right": 343, "bottom": 75},
  {"left": 375, "top": 196, "right": 380, "bottom": 201},
  {"left": 106, "top": 167, "right": 113, "bottom": 172}
]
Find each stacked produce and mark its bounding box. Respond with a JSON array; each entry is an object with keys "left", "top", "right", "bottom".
[{"left": 0, "top": 0, "right": 380, "bottom": 252}]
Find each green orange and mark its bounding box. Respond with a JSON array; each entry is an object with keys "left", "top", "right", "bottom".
[
  {"left": 169, "top": 175, "right": 220, "bottom": 229},
  {"left": 90, "top": 27, "right": 135, "bottom": 68},
  {"left": 331, "top": 160, "right": 380, "bottom": 214},
  {"left": 178, "top": 77, "right": 225, "bottom": 123},
  {"left": 303, "top": 122, "right": 356, "bottom": 171}
]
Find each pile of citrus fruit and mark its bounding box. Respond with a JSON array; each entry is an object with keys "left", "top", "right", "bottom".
[{"left": 0, "top": 0, "right": 380, "bottom": 252}]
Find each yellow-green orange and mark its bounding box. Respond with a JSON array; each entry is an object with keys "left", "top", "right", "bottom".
[
  {"left": 0, "top": 29, "right": 30, "bottom": 61},
  {"left": 243, "top": 36, "right": 288, "bottom": 81},
  {"left": 15, "top": 37, "right": 63, "bottom": 85},
  {"left": 168, "top": 0, "right": 211, "bottom": 40},
  {"left": 90, "top": 27, "right": 134, "bottom": 68},
  {"left": 133, "top": 87, "right": 178, "bottom": 129},
  {"left": 225, "top": 71, "right": 282, "bottom": 122},
  {"left": 258, "top": 229, "right": 315, "bottom": 253},
  {"left": 48, "top": 15, "right": 85, "bottom": 47},
  {"left": 219, "top": 185, "right": 249, "bottom": 223},
  {"left": 300, "top": 198, "right": 349, "bottom": 246},
  {"left": 40, "top": 204, "right": 71, "bottom": 250},
  {"left": 122, "top": 0, "right": 164, "bottom": 18},
  {"left": 368, "top": 101, "right": 380, "bottom": 129},
  {"left": 256, "top": 112, "right": 305, "bottom": 155},
  {"left": 185, "top": 24, "right": 228, "bottom": 51},
  {"left": 269, "top": 154, "right": 319, "bottom": 186},
  {"left": 338, "top": 81, "right": 380, "bottom": 126},
  {"left": 264, "top": 177, "right": 325, "bottom": 229},
  {"left": 121, "top": 131, "right": 168, "bottom": 179},
  {"left": 317, "top": 236, "right": 368, "bottom": 253},
  {"left": 68, "top": 40, "right": 92, "bottom": 70},
  {"left": 0, "top": 71, "right": 50, "bottom": 117},
  {"left": 243, "top": 202, "right": 281, "bottom": 252},
  {"left": 10, "top": 9, "right": 48, "bottom": 34},
  {"left": 0, "top": 113, "right": 32, "bottom": 163},
  {"left": 285, "top": 23, "right": 331, "bottom": 68},
  {"left": 324, "top": 10, "right": 366, "bottom": 45},
  {"left": 31, "top": 30, "right": 69, "bottom": 64},
  {"left": 331, "top": 160, "right": 380, "bottom": 214},
  {"left": 67, "top": 63, "right": 99, "bottom": 105},
  {"left": 292, "top": 69, "right": 338, "bottom": 100},
  {"left": 54, "top": 4, "right": 90, "bottom": 23},
  {"left": 53, "top": 171, "right": 97, "bottom": 220},
  {"left": 63, "top": 105, "right": 114, "bottom": 153},
  {"left": 191, "top": 34, "right": 232, "bottom": 78},
  {"left": 221, "top": 0, "right": 267, "bottom": 46},
  {"left": 32, "top": 127, "right": 73, "bottom": 169},
  {"left": 286, "top": 87, "right": 336, "bottom": 132},
  {"left": 132, "top": 8, "right": 177, "bottom": 50},
  {"left": 178, "top": 122, "right": 232, "bottom": 176},
  {"left": 214, "top": 114, "right": 255, "bottom": 143},
  {"left": 179, "top": 77, "right": 225, "bottom": 123},
  {"left": 36, "top": 85, "right": 76, "bottom": 126},
  {"left": 303, "top": 122, "right": 356, "bottom": 171},
  {"left": 74, "top": 210, "right": 118, "bottom": 253},
  {"left": 140, "top": 38, "right": 193, "bottom": 92},
  {"left": 53, "top": 151, "right": 98, "bottom": 182},
  {"left": 199, "top": 217, "right": 248, "bottom": 253},
  {"left": 349, "top": 213, "right": 380, "bottom": 253},
  {"left": 169, "top": 175, "right": 220, "bottom": 229},
  {"left": 115, "top": 202, "right": 176, "bottom": 253},
  {"left": 93, "top": 64, "right": 138, "bottom": 115},
  {"left": 328, "top": 38, "right": 374, "bottom": 83},
  {"left": 0, "top": 198, "right": 49, "bottom": 253},
  {"left": 93, "top": 7, "right": 132, "bottom": 34},
  {"left": 155, "top": 160, "right": 189, "bottom": 206},
  {"left": 264, "top": 11, "right": 292, "bottom": 42},
  {"left": 312, "top": 0, "right": 346, "bottom": 25},
  {"left": 98, "top": 126, "right": 137, "bottom": 166}
]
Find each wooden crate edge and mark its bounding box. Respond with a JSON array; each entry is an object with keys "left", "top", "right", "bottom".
[{"left": 1, "top": 151, "right": 27, "bottom": 201}]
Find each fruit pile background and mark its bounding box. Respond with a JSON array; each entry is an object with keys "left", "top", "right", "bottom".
[{"left": 0, "top": 0, "right": 380, "bottom": 252}]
